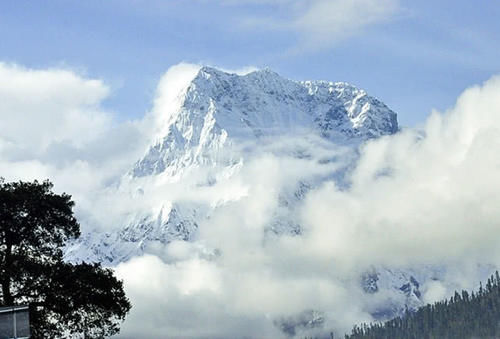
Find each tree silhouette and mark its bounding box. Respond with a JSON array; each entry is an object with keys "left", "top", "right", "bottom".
[{"left": 0, "top": 179, "right": 131, "bottom": 338}]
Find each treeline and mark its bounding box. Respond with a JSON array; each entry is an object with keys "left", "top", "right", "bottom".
[{"left": 346, "top": 271, "right": 500, "bottom": 339}]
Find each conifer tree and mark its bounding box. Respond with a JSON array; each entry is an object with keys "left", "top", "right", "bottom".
[{"left": 346, "top": 271, "right": 500, "bottom": 339}]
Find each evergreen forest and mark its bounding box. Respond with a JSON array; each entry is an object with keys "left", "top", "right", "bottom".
[{"left": 346, "top": 272, "right": 500, "bottom": 339}]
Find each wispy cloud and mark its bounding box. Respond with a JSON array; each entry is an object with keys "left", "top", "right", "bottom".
[{"left": 225, "top": 0, "right": 400, "bottom": 51}]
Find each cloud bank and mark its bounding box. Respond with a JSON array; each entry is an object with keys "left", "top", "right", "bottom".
[
  {"left": 2, "top": 62, "right": 500, "bottom": 338},
  {"left": 304, "top": 75, "right": 500, "bottom": 268},
  {"left": 115, "top": 71, "right": 500, "bottom": 338},
  {"left": 0, "top": 62, "right": 150, "bottom": 227}
]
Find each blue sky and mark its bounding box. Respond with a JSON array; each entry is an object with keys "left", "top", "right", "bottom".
[
  {"left": 3, "top": 3, "right": 500, "bottom": 337},
  {"left": 1, "top": 0, "right": 498, "bottom": 126}
]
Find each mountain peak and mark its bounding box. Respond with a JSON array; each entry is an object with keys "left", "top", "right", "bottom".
[{"left": 132, "top": 66, "right": 398, "bottom": 178}]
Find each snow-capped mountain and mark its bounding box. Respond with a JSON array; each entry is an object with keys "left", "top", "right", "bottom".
[
  {"left": 65, "top": 66, "right": 398, "bottom": 263},
  {"left": 132, "top": 67, "right": 398, "bottom": 179},
  {"left": 64, "top": 66, "right": 442, "bottom": 325}
]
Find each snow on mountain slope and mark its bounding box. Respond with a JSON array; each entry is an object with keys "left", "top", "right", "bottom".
[
  {"left": 65, "top": 66, "right": 398, "bottom": 264},
  {"left": 131, "top": 66, "right": 397, "bottom": 179},
  {"left": 63, "top": 66, "right": 431, "bottom": 327}
]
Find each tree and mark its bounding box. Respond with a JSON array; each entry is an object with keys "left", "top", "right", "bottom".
[
  {"left": 0, "top": 179, "right": 131, "bottom": 338},
  {"left": 345, "top": 271, "right": 500, "bottom": 339}
]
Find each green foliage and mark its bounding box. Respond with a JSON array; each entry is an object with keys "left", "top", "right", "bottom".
[
  {"left": 0, "top": 179, "right": 131, "bottom": 338},
  {"left": 346, "top": 271, "right": 500, "bottom": 339}
]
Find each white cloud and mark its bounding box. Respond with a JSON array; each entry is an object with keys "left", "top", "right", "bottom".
[
  {"left": 302, "top": 75, "right": 500, "bottom": 268},
  {"left": 294, "top": 0, "right": 399, "bottom": 49},
  {"left": 0, "top": 63, "right": 149, "bottom": 226},
  {"left": 4, "top": 61, "right": 500, "bottom": 338},
  {"left": 226, "top": 0, "right": 400, "bottom": 50},
  {"left": 0, "top": 63, "right": 110, "bottom": 153},
  {"left": 114, "top": 73, "right": 500, "bottom": 338}
]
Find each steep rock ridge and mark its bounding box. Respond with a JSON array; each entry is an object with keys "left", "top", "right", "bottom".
[{"left": 132, "top": 67, "right": 398, "bottom": 179}]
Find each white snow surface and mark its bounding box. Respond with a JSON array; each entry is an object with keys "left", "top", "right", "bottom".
[{"left": 131, "top": 67, "right": 397, "bottom": 179}]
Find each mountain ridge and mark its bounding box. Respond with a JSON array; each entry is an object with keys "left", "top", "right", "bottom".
[
  {"left": 131, "top": 66, "right": 398, "bottom": 179},
  {"left": 66, "top": 64, "right": 399, "bottom": 269}
]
